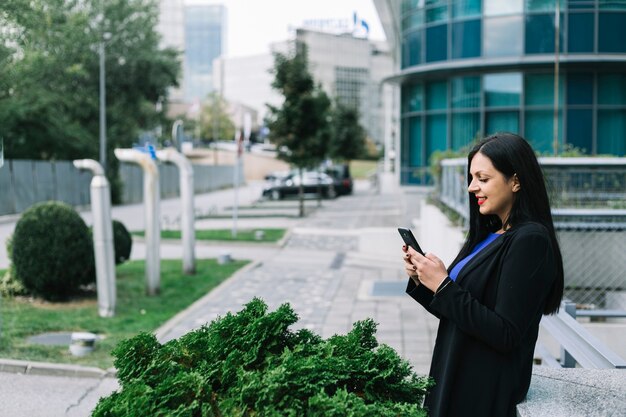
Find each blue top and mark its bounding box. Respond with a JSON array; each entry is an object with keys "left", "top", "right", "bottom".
[{"left": 450, "top": 233, "right": 502, "bottom": 281}]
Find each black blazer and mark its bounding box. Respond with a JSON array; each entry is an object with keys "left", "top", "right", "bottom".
[{"left": 407, "top": 222, "right": 556, "bottom": 417}]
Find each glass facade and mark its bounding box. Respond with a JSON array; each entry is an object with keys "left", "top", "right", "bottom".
[
  {"left": 184, "top": 5, "right": 226, "bottom": 101},
  {"left": 399, "top": 0, "right": 626, "bottom": 184}
]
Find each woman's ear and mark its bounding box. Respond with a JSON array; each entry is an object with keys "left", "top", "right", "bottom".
[{"left": 511, "top": 174, "right": 521, "bottom": 192}]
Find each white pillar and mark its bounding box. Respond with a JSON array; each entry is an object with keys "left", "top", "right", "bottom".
[
  {"left": 114, "top": 149, "right": 161, "bottom": 295},
  {"left": 156, "top": 148, "right": 195, "bottom": 274},
  {"left": 73, "top": 159, "right": 116, "bottom": 317}
]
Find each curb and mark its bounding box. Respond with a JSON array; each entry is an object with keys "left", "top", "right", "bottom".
[
  {"left": 154, "top": 259, "right": 264, "bottom": 342},
  {"left": 0, "top": 358, "right": 115, "bottom": 379}
]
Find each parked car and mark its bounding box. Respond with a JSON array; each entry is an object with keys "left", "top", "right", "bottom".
[
  {"left": 262, "top": 171, "right": 337, "bottom": 200},
  {"left": 324, "top": 164, "right": 353, "bottom": 196}
]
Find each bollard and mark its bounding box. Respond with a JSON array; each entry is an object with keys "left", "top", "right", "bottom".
[
  {"left": 73, "top": 159, "right": 116, "bottom": 317},
  {"left": 254, "top": 230, "right": 265, "bottom": 241},
  {"left": 218, "top": 252, "right": 232, "bottom": 265},
  {"left": 114, "top": 149, "right": 161, "bottom": 295},
  {"left": 156, "top": 148, "right": 196, "bottom": 274}
]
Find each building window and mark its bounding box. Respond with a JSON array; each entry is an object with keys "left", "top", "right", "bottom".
[
  {"left": 426, "top": 24, "right": 448, "bottom": 62},
  {"left": 452, "top": 112, "right": 481, "bottom": 150},
  {"left": 402, "top": 83, "right": 424, "bottom": 113},
  {"left": 486, "top": 111, "right": 520, "bottom": 135},
  {"left": 598, "top": 74, "right": 626, "bottom": 105},
  {"left": 525, "top": 13, "right": 564, "bottom": 54},
  {"left": 598, "top": 12, "right": 626, "bottom": 52},
  {"left": 403, "top": 10, "right": 424, "bottom": 32},
  {"left": 408, "top": 116, "right": 423, "bottom": 166},
  {"left": 567, "top": 73, "right": 593, "bottom": 105},
  {"left": 452, "top": 0, "right": 482, "bottom": 18},
  {"left": 525, "top": 73, "right": 564, "bottom": 106},
  {"left": 485, "top": 0, "right": 523, "bottom": 16},
  {"left": 485, "top": 73, "right": 522, "bottom": 107},
  {"left": 426, "top": 114, "right": 448, "bottom": 157},
  {"left": 597, "top": 110, "right": 626, "bottom": 155},
  {"left": 568, "top": 12, "right": 594, "bottom": 53},
  {"left": 452, "top": 19, "right": 481, "bottom": 58},
  {"left": 525, "top": 110, "right": 562, "bottom": 153},
  {"left": 452, "top": 76, "right": 481, "bottom": 108},
  {"left": 426, "top": 80, "right": 448, "bottom": 110},
  {"left": 483, "top": 16, "right": 524, "bottom": 57},
  {"left": 426, "top": 0, "right": 448, "bottom": 23},
  {"left": 525, "top": 0, "right": 564, "bottom": 12},
  {"left": 403, "top": 30, "right": 422, "bottom": 68},
  {"left": 567, "top": 109, "right": 593, "bottom": 153}
]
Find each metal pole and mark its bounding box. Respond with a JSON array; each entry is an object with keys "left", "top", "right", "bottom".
[
  {"left": 114, "top": 149, "right": 161, "bottom": 295},
  {"left": 232, "top": 131, "right": 241, "bottom": 238},
  {"left": 552, "top": 1, "right": 560, "bottom": 156},
  {"left": 99, "top": 42, "right": 107, "bottom": 171},
  {"left": 156, "top": 148, "right": 196, "bottom": 274},
  {"left": 73, "top": 159, "right": 116, "bottom": 317}
]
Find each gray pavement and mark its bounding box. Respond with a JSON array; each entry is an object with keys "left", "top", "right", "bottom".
[{"left": 0, "top": 179, "right": 439, "bottom": 416}]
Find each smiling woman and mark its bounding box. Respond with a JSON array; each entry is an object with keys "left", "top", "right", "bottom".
[{"left": 402, "top": 133, "right": 565, "bottom": 417}]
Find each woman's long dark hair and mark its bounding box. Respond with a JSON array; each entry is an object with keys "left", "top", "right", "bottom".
[{"left": 450, "top": 133, "right": 564, "bottom": 314}]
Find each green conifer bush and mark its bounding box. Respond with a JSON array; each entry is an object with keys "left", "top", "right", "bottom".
[
  {"left": 93, "top": 298, "right": 432, "bottom": 416},
  {"left": 112, "top": 219, "right": 132, "bottom": 265},
  {"left": 11, "top": 201, "right": 95, "bottom": 300}
]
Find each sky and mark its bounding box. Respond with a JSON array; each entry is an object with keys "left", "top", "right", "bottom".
[{"left": 187, "top": 0, "right": 387, "bottom": 57}]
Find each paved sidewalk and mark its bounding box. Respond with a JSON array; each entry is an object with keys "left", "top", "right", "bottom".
[{"left": 0, "top": 179, "right": 440, "bottom": 416}]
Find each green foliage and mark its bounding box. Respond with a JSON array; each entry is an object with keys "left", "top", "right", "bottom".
[
  {"left": 94, "top": 298, "right": 432, "bottom": 416},
  {"left": 0, "top": 236, "right": 27, "bottom": 297},
  {"left": 266, "top": 43, "right": 331, "bottom": 170},
  {"left": 329, "top": 102, "right": 367, "bottom": 163},
  {"left": 112, "top": 219, "right": 132, "bottom": 265},
  {"left": 199, "top": 92, "right": 236, "bottom": 142},
  {"left": 11, "top": 201, "right": 95, "bottom": 300},
  {"left": 0, "top": 0, "right": 180, "bottom": 181}
]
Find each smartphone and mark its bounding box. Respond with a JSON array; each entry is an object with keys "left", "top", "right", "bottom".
[{"left": 398, "top": 227, "right": 425, "bottom": 256}]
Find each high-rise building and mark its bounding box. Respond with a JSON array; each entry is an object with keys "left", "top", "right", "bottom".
[
  {"left": 295, "top": 29, "right": 394, "bottom": 144},
  {"left": 156, "top": 1, "right": 227, "bottom": 110},
  {"left": 374, "top": 0, "right": 626, "bottom": 184},
  {"left": 214, "top": 29, "right": 394, "bottom": 144},
  {"left": 184, "top": 3, "right": 227, "bottom": 103}
]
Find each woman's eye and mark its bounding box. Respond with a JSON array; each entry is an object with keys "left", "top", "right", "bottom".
[{"left": 479, "top": 178, "right": 488, "bottom": 183}]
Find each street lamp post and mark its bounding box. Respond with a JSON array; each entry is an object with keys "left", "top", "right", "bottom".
[{"left": 99, "top": 40, "right": 107, "bottom": 171}]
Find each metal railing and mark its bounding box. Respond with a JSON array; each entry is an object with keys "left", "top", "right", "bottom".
[
  {"left": 437, "top": 157, "right": 626, "bottom": 312},
  {"left": 539, "top": 301, "right": 626, "bottom": 369}
]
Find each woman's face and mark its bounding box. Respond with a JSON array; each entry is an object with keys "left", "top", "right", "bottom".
[{"left": 468, "top": 151, "right": 520, "bottom": 225}]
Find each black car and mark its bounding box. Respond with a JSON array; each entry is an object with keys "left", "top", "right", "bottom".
[
  {"left": 324, "top": 164, "right": 353, "bottom": 196},
  {"left": 262, "top": 171, "right": 337, "bottom": 200}
]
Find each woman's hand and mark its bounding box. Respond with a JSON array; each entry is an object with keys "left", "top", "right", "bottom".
[{"left": 402, "top": 245, "right": 448, "bottom": 293}]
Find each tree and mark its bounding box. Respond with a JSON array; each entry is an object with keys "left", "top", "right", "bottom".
[
  {"left": 266, "top": 43, "right": 331, "bottom": 216},
  {"left": 198, "top": 92, "right": 236, "bottom": 142},
  {"left": 329, "top": 102, "right": 367, "bottom": 164},
  {"left": 0, "top": 0, "right": 181, "bottom": 201}
]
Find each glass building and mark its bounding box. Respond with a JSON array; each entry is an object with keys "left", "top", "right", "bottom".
[
  {"left": 375, "top": 0, "right": 626, "bottom": 184},
  {"left": 184, "top": 4, "right": 226, "bottom": 102}
]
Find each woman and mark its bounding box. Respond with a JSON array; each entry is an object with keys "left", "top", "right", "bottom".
[{"left": 403, "top": 133, "right": 563, "bottom": 417}]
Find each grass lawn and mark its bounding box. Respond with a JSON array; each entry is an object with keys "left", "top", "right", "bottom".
[
  {"left": 0, "top": 259, "right": 247, "bottom": 369},
  {"left": 350, "top": 160, "right": 378, "bottom": 179},
  {"left": 134, "top": 228, "right": 286, "bottom": 243}
]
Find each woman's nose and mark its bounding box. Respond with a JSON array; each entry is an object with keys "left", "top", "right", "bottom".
[{"left": 468, "top": 180, "right": 478, "bottom": 193}]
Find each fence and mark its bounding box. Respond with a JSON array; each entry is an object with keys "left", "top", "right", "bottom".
[
  {"left": 438, "top": 157, "right": 626, "bottom": 312},
  {"left": 0, "top": 159, "right": 240, "bottom": 216}
]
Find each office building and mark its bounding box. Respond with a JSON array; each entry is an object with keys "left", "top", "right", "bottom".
[
  {"left": 214, "top": 29, "right": 394, "bottom": 144},
  {"left": 184, "top": 3, "right": 226, "bottom": 102},
  {"left": 156, "top": 1, "right": 227, "bottom": 110},
  {"left": 374, "top": 0, "right": 626, "bottom": 184}
]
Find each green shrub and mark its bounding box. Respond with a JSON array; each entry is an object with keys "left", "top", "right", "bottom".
[
  {"left": 11, "top": 201, "right": 95, "bottom": 301},
  {"left": 112, "top": 219, "right": 132, "bottom": 265},
  {"left": 1, "top": 236, "right": 27, "bottom": 297},
  {"left": 93, "top": 298, "right": 432, "bottom": 416}
]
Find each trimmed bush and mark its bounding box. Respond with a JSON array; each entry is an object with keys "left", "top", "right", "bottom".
[
  {"left": 93, "top": 298, "right": 432, "bottom": 416},
  {"left": 11, "top": 201, "right": 95, "bottom": 300},
  {"left": 112, "top": 219, "right": 132, "bottom": 265}
]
